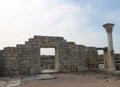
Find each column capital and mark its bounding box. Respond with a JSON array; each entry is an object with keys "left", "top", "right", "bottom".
[{"left": 103, "top": 23, "right": 114, "bottom": 33}]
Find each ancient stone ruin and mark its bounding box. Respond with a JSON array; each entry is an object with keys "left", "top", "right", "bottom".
[
  {"left": 0, "top": 23, "right": 117, "bottom": 76},
  {"left": 0, "top": 35, "right": 98, "bottom": 76}
]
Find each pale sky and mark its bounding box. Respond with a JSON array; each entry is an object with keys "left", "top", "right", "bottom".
[{"left": 0, "top": 0, "right": 120, "bottom": 53}]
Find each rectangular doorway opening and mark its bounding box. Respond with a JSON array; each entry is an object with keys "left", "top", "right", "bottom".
[
  {"left": 98, "top": 50, "right": 104, "bottom": 70},
  {"left": 40, "top": 48, "right": 56, "bottom": 73}
]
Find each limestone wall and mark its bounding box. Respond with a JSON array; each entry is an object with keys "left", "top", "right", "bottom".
[
  {"left": 0, "top": 35, "right": 99, "bottom": 76},
  {"left": 60, "top": 43, "right": 87, "bottom": 72},
  {"left": 0, "top": 50, "right": 2, "bottom": 75},
  {"left": 40, "top": 55, "right": 55, "bottom": 69},
  {"left": 85, "top": 47, "right": 99, "bottom": 71}
]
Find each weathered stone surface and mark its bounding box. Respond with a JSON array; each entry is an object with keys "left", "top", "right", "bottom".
[{"left": 0, "top": 35, "right": 98, "bottom": 76}]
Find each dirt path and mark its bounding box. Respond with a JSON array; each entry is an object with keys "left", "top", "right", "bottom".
[{"left": 21, "top": 73, "right": 120, "bottom": 87}]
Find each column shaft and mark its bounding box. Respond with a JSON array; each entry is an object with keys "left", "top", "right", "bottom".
[{"left": 107, "top": 32, "right": 115, "bottom": 70}]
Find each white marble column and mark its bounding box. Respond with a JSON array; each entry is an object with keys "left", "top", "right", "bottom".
[{"left": 103, "top": 23, "right": 116, "bottom": 71}]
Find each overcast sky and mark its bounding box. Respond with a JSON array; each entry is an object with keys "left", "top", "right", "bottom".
[{"left": 0, "top": 0, "right": 120, "bottom": 53}]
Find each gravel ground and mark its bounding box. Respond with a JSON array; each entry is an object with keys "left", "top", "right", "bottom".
[{"left": 21, "top": 73, "right": 120, "bottom": 87}]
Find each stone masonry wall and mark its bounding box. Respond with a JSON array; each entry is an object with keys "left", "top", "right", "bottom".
[
  {"left": 40, "top": 55, "right": 55, "bottom": 69},
  {"left": 0, "top": 35, "right": 99, "bottom": 76},
  {"left": 0, "top": 50, "right": 2, "bottom": 75},
  {"left": 85, "top": 47, "right": 99, "bottom": 71}
]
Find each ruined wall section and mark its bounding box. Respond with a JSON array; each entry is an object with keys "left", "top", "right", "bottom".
[
  {"left": 0, "top": 36, "right": 98, "bottom": 76},
  {"left": 0, "top": 50, "right": 2, "bottom": 75},
  {"left": 1, "top": 47, "right": 19, "bottom": 76},
  {"left": 59, "top": 42, "right": 88, "bottom": 72},
  {"left": 40, "top": 55, "right": 55, "bottom": 69},
  {"left": 85, "top": 47, "right": 99, "bottom": 71}
]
